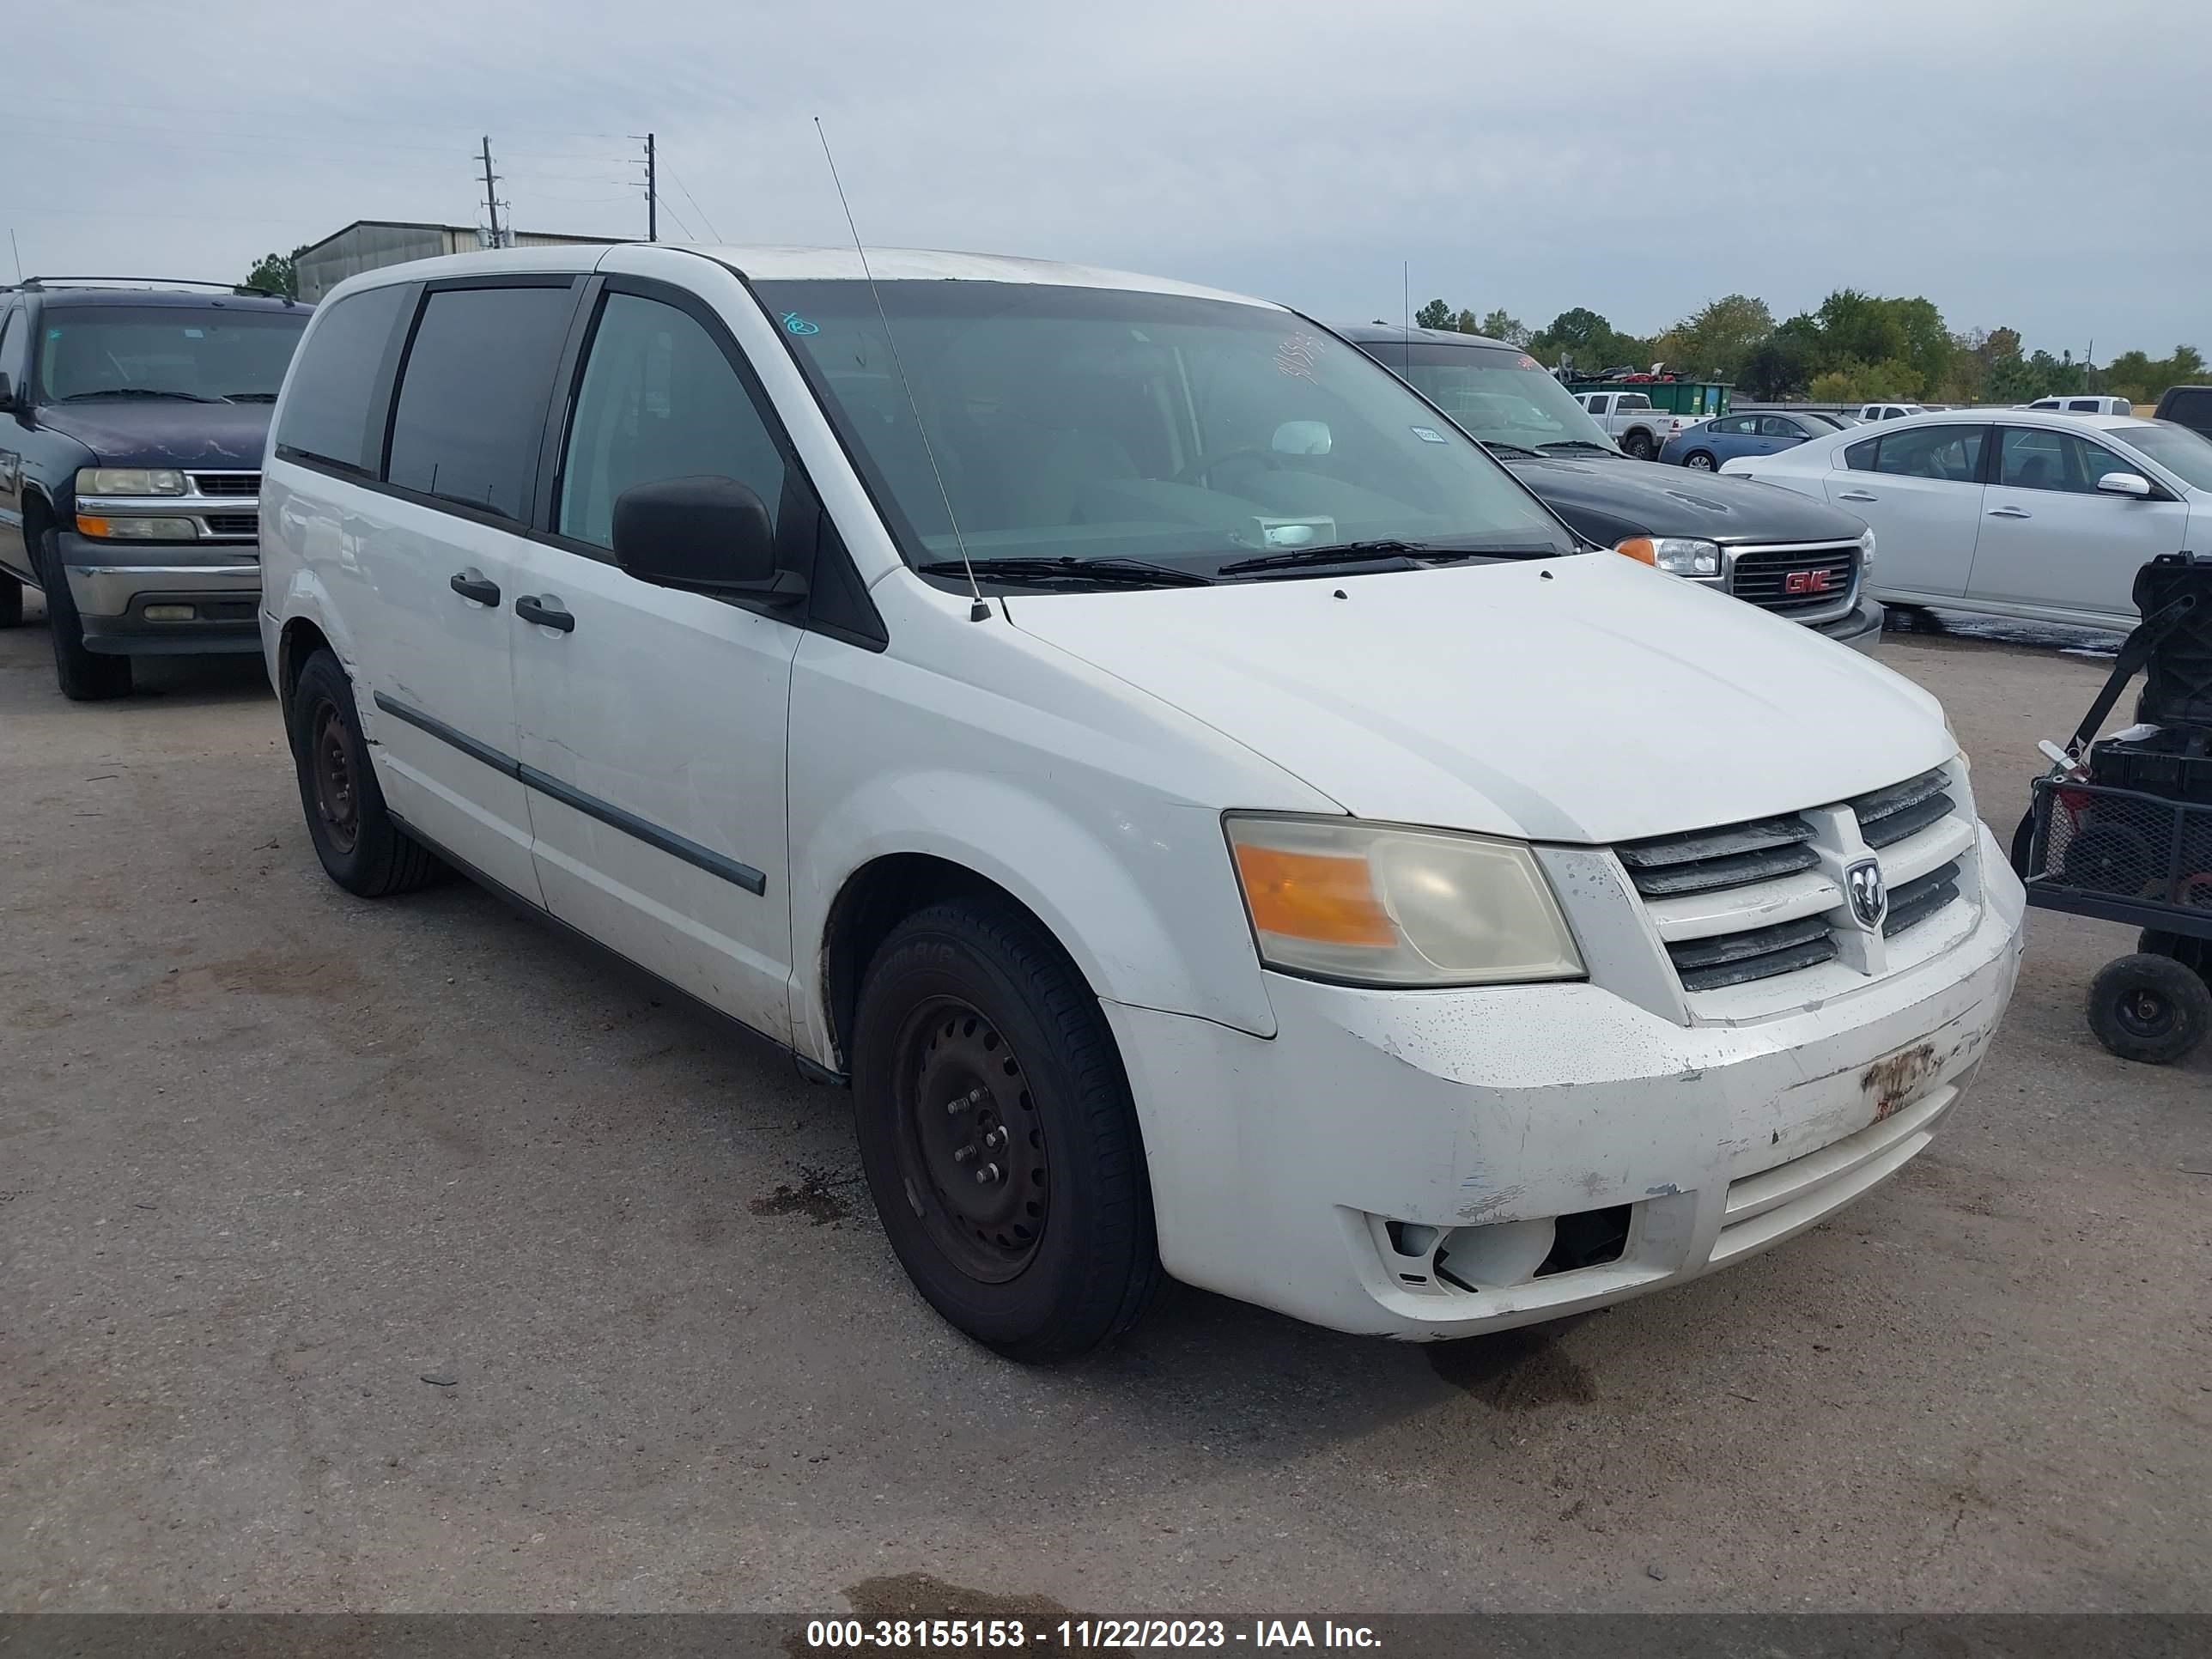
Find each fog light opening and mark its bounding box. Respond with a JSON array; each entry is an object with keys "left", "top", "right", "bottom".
[
  {"left": 143, "top": 604, "right": 197, "bottom": 622},
  {"left": 1533, "top": 1205, "right": 1632, "bottom": 1278}
]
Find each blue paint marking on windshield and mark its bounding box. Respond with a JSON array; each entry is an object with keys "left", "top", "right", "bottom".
[{"left": 781, "top": 313, "right": 820, "bottom": 336}]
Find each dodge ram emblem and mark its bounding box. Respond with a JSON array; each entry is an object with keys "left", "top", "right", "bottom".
[{"left": 1845, "top": 857, "right": 1887, "bottom": 932}]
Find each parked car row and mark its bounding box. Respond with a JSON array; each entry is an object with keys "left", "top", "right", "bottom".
[
  {"left": 1658, "top": 408, "right": 1853, "bottom": 471},
  {"left": 5, "top": 249, "right": 2027, "bottom": 1363},
  {"left": 1721, "top": 407, "right": 2212, "bottom": 630}
]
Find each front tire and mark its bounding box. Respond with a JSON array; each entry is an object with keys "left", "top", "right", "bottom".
[
  {"left": 287, "top": 647, "right": 445, "bottom": 897},
  {"left": 35, "top": 530, "right": 131, "bottom": 700},
  {"left": 1683, "top": 450, "right": 1717, "bottom": 471},
  {"left": 850, "top": 897, "right": 1160, "bottom": 1360},
  {"left": 2086, "top": 952, "right": 2209, "bottom": 1065}
]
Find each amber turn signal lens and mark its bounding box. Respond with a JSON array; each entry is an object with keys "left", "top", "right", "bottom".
[
  {"left": 76, "top": 515, "right": 112, "bottom": 538},
  {"left": 1233, "top": 843, "right": 1395, "bottom": 948},
  {"left": 1614, "top": 537, "right": 1657, "bottom": 566}
]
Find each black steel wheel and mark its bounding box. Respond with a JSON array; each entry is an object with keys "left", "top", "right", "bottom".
[
  {"left": 851, "top": 896, "right": 1160, "bottom": 1359},
  {"left": 2086, "top": 952, "right": 2210, "bottom": 1066},
  {"left": 287, "top": 647, "right": 445, "bottom": 898}
]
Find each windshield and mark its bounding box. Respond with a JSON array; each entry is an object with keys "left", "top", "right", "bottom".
[
  {"left": 756, "top": 282, "right": 1576, "bottom": 580},
  {"left": 1364, "top": 342, "right": 1620, "bottom": 454},
  {"left": 36, "top": 306, "right": 309, "bottom": 404},
  {"left": 2121, "top": 422, "right": 2212, "bottom": 491}
]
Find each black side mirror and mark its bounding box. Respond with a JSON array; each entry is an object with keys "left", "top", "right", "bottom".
[{"left": 611, "top": 476, "right": 805, "bottom": 605}]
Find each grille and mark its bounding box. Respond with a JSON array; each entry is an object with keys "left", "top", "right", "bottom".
[
  {"left": 202, "top": 514, "right": 259, "bottom": 538},
  {"left": 1625, "top": 764, "right": 1975, "bottom": 998},
  {"left": 189, "top": 471, "right": 259, "bottom": 497},
  {"left": 1728, "top": 543, "right": 1858, "bottom": 614}
]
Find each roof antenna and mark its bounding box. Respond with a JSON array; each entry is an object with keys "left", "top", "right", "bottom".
[
  {"left": 1401, "top": 259, "right": 1412, "bottom": 382},
  {"left": 813, "top": 117, "right": 989, "bottom": 623}
]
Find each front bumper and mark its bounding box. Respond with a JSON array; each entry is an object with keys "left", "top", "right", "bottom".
[
  {"left": 1814, "top": 592, "right": 1885, "bottom": 654},
  {"left": 1108, "top": 823, "right": 2024, "bottom": 1339},
  {"left": 59, "top": 532, "right": 261, "bottom": 655}
]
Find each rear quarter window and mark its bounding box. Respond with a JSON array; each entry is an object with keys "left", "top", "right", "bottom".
[
  {"left": 274, "top": 286, "right": 410, "bottom": 475},
  {"left": 1844, "top": 437, "right": 1880, "bottom": 471}
]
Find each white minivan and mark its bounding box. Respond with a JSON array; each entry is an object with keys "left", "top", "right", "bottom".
[{"left": 261, "top": 246, "right": 2025, "bottom": 1358}]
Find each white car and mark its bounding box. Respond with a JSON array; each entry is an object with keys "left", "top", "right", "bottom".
[
  {"left": 2023, "top": 395, "right": 2134, "bottom": 416},
  {"left": 259, "top": 245, "right": 2023, "bottom": 1358},
  {"left": 1858, "top": 403, "right": 1924, "bottom": 422},
  {"left": 1721, "top": 407, "right": 2212, "bottom": 629}
]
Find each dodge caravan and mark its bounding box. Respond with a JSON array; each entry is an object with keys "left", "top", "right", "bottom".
[{"left": 260, "top": 246, "right": 2025, "bottom": 1359}]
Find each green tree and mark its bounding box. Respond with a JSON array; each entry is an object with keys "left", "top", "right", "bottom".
[
  {"left": 1528, "top": 307, "right": 1644, "bottom": 374},
  {"left": 1453, "top": 308, "right": 1480, "bottom": 335},
  {"left": 1414, "top": 299, "right": 1455, "bottom": 331},
  {"left": 1738, "top": 337, "right": 1808, "bottom": 400},
  {"left": 1478, "top": 308, "right": 1529, "bottom": 347},
  {"left": 1666, "top": 294, "right": 1773, "bottom": 381},
  {"left": 240, "top": 244, "right": 309, "bottom": 298}
]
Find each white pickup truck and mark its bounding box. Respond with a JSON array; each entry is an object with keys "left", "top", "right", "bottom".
[{"left": 1574, "top": 391, "right": 1675, "bottom": 460}]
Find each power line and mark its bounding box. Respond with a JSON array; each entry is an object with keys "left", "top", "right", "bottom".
[{"left": 670, "top": 170, "right": 723, "bottom": 241}]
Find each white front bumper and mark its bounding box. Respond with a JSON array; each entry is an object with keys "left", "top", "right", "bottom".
[{"left": 1108, "top": 824, "right": 2026, "bottom": 1339}]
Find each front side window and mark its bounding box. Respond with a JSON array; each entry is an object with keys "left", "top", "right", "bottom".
[
  {"left": 1997, "top": 427, "right": 2135, "bottom": 495},
  {"left": 1761, "top": 416, "right": 1806, "bottom": 439},
  {"left": 757, "top": 282, "right": 1575, "bottom": 580},
  {"left": 558, "top": 291, "right": 787, "bottom": 550},
  {"left": 1875, "top": 425, "right": 1984, "bottom": 481},
  {"left": 36, "top": 305, "right": 307, "bottom": 404},
  {"left": 386, "top": 284, "right": 575, "bottom": 520},
  {"left": 275, "top": 285, "right": 410, "bottom": 475}
]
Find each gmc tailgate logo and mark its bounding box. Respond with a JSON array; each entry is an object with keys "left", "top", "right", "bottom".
[{"left": 1784, "top": 569, "right": 1833, "bottom": 595}]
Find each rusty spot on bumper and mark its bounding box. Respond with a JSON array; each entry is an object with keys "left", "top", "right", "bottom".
[{"left": 1861, "top": 1042, "right": 1937, "bottom": 1121}]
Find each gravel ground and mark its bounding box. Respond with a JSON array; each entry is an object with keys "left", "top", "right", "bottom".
[{"left": 3, "top": 600, "right": 2207, "bottom": 1615}]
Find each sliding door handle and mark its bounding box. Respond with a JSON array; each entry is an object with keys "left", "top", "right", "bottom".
[
  {"left": 449, "top": 568, "right": 501, "bottom": 605},
  {"left": 514, "top": 594, "right": 574, "bottom": 633}
]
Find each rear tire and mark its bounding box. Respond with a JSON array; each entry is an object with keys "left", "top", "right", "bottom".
[
  {"left": 1621, "top": 430, "right": 1656, "bottom": 461},
  {"left": 1684, "top": 450, "right": 1717, "bottom": 471},
  {"left": 287, "top": 647, "right": 445, "bottom": 897},
  {"left": 35, "top": 529, "right": 132, "bottom": 701},
  {"left": 850, "top": 896, "right": 1161, "bottom": 1360},
  {"left": 2086, "top": 952, "right": 2209, "bottom": 1065}
]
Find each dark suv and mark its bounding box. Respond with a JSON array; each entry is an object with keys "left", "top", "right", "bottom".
[
  {"left": 1342, "top": 324, "right": 1884, "bottom": 652},
  {"left": 0, "top": 280, "right": 310, "bottom": 699}
]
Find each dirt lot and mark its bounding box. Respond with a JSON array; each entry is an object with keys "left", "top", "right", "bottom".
[{"left": 3, "top": 603, "right": 2208, "bottom": 1615}]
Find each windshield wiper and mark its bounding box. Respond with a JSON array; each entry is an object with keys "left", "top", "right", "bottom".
[
  {"left": 1537, "top": 441, "right": 1620, "bottom": 456},
  {"left": 1480, "top": 441, "right": 1547, "bottom": 459},
  {"left": 219, "top": 392, "right": 277, "bottom": 403},
  {"left": 915, "top": 556, "right": 1215, "bottom": 589},
  {"left": 58, "top": 387, "right": 222, "bottom": 404},
  {"left": 1219, "top": 539, "right": 1565, "bottom": 577}
]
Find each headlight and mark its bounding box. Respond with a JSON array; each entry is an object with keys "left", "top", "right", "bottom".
[
  {"left": 1858, "top": 526, "right": 1877, "bottom": 575},
  {"left": 76, "top": 514, "right": 199, "bottom": 540},
  {"left": 77, "top": 467, "right": 186, "bottom": 497},
  {"left": 1224, "top": 814, "right": 1583, "bottom": 988},
  {"left": 1615, "top": 536, "right": 1721, "bottom": 578}
]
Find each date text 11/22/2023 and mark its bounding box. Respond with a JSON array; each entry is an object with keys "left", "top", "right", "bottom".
[{"left": 805, "top": 1620, "right": 1382, "bottom": 1649}]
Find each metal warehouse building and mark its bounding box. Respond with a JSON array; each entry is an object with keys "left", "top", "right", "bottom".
[{"left": 295, "top": 221, "right": 627, "bottom": 301}]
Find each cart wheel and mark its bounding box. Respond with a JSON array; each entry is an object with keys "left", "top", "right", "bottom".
[
  {"left": 2086, "top": 953, "right": 2210, "bottom": 1066},
  {"left": 2140, "top": 929, "right": 2211, "bottom": 981}
]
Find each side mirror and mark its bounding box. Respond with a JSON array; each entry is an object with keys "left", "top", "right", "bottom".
[
  {"left": 611, "top": 476, "right": 804, "bottom": 605},
  {"left": 2096, "top": 471, "right": 2153, "bottom": 500}
]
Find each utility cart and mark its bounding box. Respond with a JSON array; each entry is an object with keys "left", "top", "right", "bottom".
[{"left": 2014, "top": 552, "right": 2212, "bottom": 1065}]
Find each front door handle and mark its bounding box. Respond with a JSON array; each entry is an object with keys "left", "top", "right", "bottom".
[
  {"left": 449, "top": 568, "right": 501, "bottom": 605},
  {"left": 1986, "top": 506, "right": 2032, "bottom": 520},
  {"left": 1837, "top": 490, "right": 1877, "bottom": 502},
  {"left": 514, "top": 594, "right": 575, "bottom": 633}
]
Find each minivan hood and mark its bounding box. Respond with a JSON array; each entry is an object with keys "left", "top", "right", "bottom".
[
  {"left": 33, "top": 399, "right": 273, "bottom": 470},
  {"left": 1504, "top": 455, "right": 1869, "bottom": 545},
  {"left": 1006, "top": 552, "right": 1952, "bottom": 843}
]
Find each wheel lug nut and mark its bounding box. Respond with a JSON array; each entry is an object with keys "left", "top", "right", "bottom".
[
  {"left": 948, "top": 1087, "right": 983, "bottom": 1115},
  {"left": 953, "top": 1145, "right": 976, "bottom": 1164},
  {"left": 983, "top": 1127, "right": 1004, "bottom": 1150},
  {"left": 974, "top": 1163, "right": 1000, "bottom": 1186}
]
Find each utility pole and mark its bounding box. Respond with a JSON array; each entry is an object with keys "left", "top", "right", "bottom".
[
  {"left": 645, "top": 133, "right": 657, "bottom": 241},
  {"left": 480, "top": 136, "right": 504, "bottom": 248}
]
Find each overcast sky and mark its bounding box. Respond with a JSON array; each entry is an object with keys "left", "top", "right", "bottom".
[{"left": 12, "top": 1, "right": 2206, "bottom": 356}]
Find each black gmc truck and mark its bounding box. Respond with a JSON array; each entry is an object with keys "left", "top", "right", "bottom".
[{"left": 0, "top": 279, "right": 310, "bottom": 699}]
